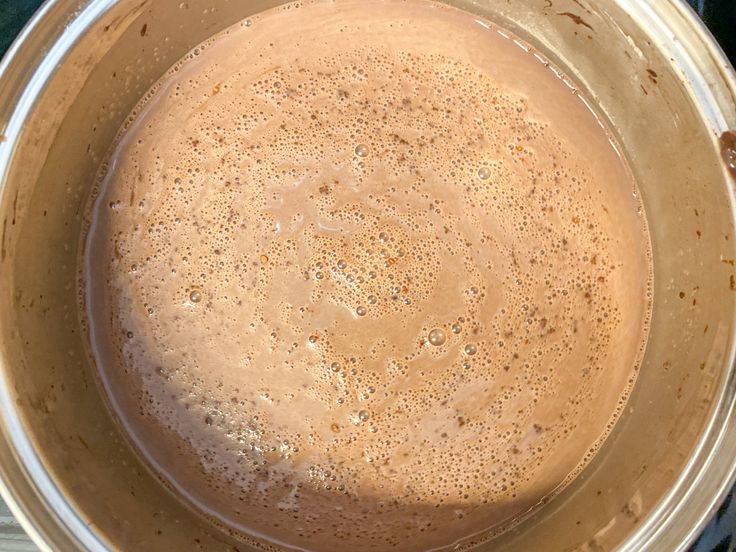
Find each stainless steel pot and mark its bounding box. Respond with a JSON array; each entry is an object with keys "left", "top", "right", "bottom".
[{"left": 1, "top": 0, "right": 735, "bottom": 550}]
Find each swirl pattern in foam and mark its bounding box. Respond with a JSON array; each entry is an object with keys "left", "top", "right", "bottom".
[{"left": 81, "top": 1, "right": 653, "bottom": 551}]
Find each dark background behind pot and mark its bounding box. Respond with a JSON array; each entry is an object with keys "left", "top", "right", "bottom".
[{"left": 0, "top": 0, "right": 734, "bottom": 550}]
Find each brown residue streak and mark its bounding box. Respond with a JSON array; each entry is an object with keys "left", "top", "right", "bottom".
[
  {"left": 1, "top": 217, "right": 6, "bottom": 262},
  {"left": 730, "top": 274, "right": 735, "bottom": 291},
  {"left": 571, "top": 0, "right": 593, "bottom": 14},
  {"left": 140, "top": 23, "right": 148, "bottom": 37},
  {"left": 557, "top": 12, "right": 593, "bottom": 30},
  {"left": 719, "top": 130, "right": 736, "bottom": 179},
  {"left": 11, "top": 189, "right": 18, "bottom": 225},
  {"left": 640, "top": 84, "right": 648, "bottom": 96},
  {"left": 646, "top": 69, "right": 658, "bottom": 84}
]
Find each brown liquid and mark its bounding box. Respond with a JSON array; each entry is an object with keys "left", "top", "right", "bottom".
[{"left": 81, "top": 1, "right": 652, "bottom": 550}]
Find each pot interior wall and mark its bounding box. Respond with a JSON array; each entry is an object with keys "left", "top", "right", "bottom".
[{"left": 0, "top": 0, "right": 734, "bottom": 550}]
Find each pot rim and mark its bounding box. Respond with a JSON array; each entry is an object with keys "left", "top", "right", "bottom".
[
  {"left": 610, "top": 1, "right": 736, "bottom": 550},
  {"left": 0, "top": 1, "right": 734, "bottom": 551},
  {"left": 0, "top": 3, "right": 119, "bottom": 550}
]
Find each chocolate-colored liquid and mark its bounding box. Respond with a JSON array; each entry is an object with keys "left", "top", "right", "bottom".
[{"left": 82, "top": 1, "right": 652, "bottom": 550}]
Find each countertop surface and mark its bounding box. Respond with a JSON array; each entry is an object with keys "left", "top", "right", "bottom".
[{"left": 0, "top": 0, "right": 735, "bottom": 550}]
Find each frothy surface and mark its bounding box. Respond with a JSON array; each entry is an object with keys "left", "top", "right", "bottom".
[{"left": 82, "top": 1, "right": 652, "bottom": 550}]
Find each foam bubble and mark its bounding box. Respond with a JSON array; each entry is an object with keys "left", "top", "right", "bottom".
[{"left": 428, "top": 329, "right": 447, "bottom": 346}]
